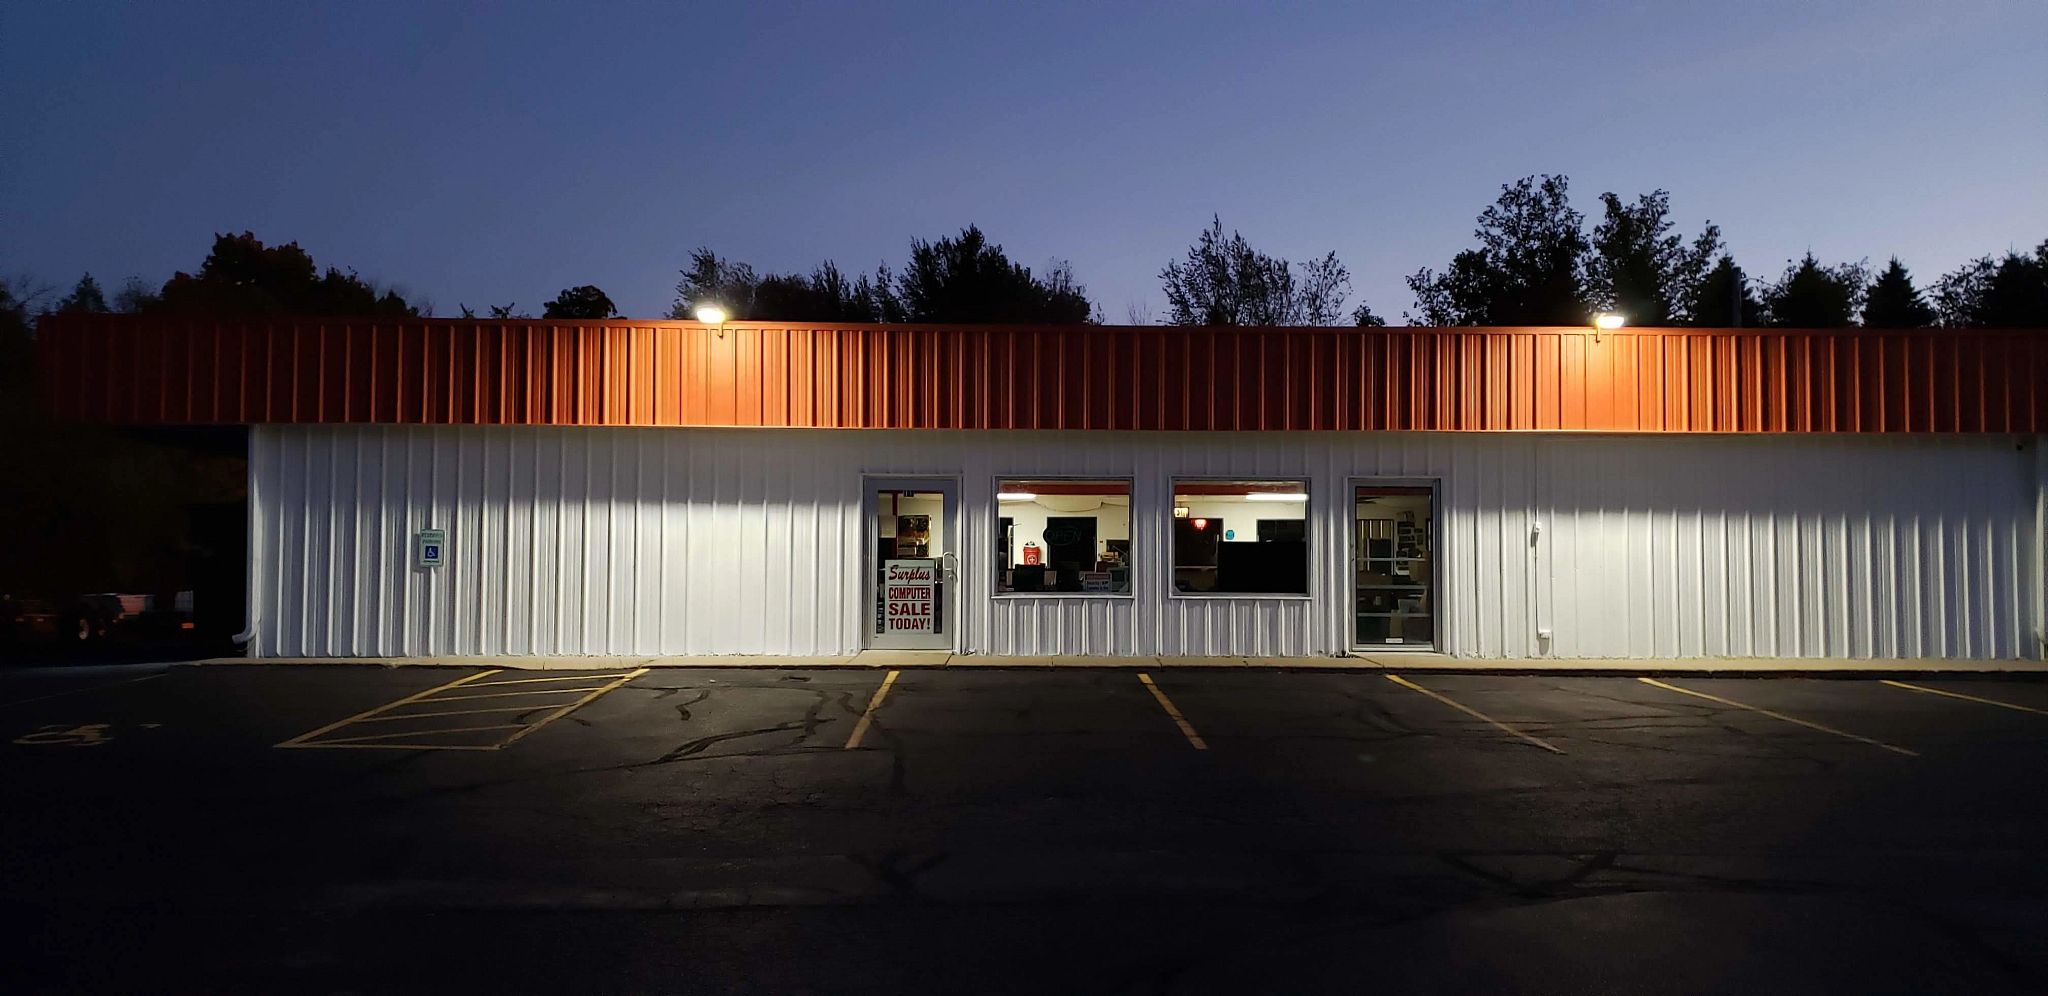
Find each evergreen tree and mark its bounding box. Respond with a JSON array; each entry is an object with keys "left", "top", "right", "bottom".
[
  {"left": 1761, "top": 252, "right": 1867, "bottom": 327},
  {"left": 1860, "top": 258, "right": 1935, "bottom": 328},
  {"left": 1934, "top": 240, "right": 2048, "bottom": 327},
  {"left": 1685, "top": 256, "right": 1762, "bottom": 326},
  {"left": 55, "top": 273, "right": 110, "bottom": 314}
]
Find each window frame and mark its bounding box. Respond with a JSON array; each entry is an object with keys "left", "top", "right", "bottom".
[
  {"left": 1166, "top": 476, "right": 1314, "bottom": 600},
  {"left": 990, "top": 475, "right": 1137, "bottom": 599}
]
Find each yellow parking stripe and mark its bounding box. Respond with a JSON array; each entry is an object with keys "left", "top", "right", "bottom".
[
  {"left": 275, "top": 742, "right": 504, "bottom": 751},
  {"left": 496, "top": 668, "right": 648, "bottom": 747},
  {"left": 407, "top": 686, "right": 611, "bottom": 705},
  {"left": 843, "top": 670, "right": 900, "bottom": 749},
  {"left": 1386, "top": 674, "right": 1563, "bottom": 754},
  {"left": 1138, "top": 673, "right": 1208, "bottom": 750},
  {"left": 462, "top": 672, "right": 644, "bottom": 687},
  {"left": 279, "top": 667, "right": 645, "bottom": 751},
  {"left": 276, "top": 669, "right": 502, "bottom": 747},
  {"left": 311, "top": 723, "right": 531, "bottom": 746},
  {"left": 349, "top": 704, "right": 560, "bottom": 723},
  {"left": 1879, "top": 680, "right": 2048, "bottom": 717},
  {"left": 1638, "top": 678, "right": 1918, "bottom": 757}
]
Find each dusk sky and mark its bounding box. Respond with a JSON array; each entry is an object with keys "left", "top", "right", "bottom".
[{"left": 6, "top": 0, "right": 2044, "bottom": 322}]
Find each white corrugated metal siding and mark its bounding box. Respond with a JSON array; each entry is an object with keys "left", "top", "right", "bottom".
[
  {"left": 1535, "top": 436, "right": 2039, "bottom": 658},
  {"left": 248, "top": 426, "right": 2044, "bottom": 660}
]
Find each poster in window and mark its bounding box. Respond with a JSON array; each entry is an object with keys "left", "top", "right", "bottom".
[
  {"left": 883, "top": 559, "right": 938, "bottom": 634},
  {"left": 895, "top": 515, "right": 930, "bottom": 557}
]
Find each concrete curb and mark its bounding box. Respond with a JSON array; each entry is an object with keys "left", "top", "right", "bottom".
[{"left": 180, "top": 654, "right": 2048, "bottom": 679}]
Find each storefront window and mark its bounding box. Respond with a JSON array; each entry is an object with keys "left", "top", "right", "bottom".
[
  {"left": 995, "top": 479, "right": 1132, "bottom": 594},
  {"left": 1170, "top": 480, "right": 1309, "bottom": 595}
]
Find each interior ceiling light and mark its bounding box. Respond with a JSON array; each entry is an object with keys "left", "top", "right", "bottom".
[
  {"left": 996, "top": 492, "right": 1037, "bottom": 501},
  {"left": 1244, "top": 492, "right": 1309, "bottom": 502}
]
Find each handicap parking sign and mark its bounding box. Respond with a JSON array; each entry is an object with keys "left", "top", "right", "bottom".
[{"left": 416, "top": 529, "right": 447, "bottom": 568}]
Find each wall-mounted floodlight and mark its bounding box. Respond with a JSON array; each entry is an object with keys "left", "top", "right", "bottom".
[
  {"left": 1593, "top": 312, "right": 1625, "bottom": 330},
  {"left": 694, "top": 304, "right": 729, "bottom": 325}
]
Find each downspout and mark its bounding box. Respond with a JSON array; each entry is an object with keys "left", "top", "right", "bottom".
[
  {"left": 2034, "top": 434, "right": 2046, "bottom": 660},
  {"left": 230, "top": 426, "right": 259, "bottom": 654}
]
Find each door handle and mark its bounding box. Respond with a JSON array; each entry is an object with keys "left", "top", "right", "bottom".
[{"left": 941, "top": 551, "right": 958, "bottom": 583}]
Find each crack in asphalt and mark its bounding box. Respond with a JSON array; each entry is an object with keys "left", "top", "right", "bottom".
[
  {"left": 1437, "top": 851, "right": 1593, "bottom": 898},
  {"left": 637, "top": 722, "right": 815, "bottom": 766},
  {"left": 628, "top": 687, "right": 864, "bottom": 766},
  {"left": 670, "top": 690, "right": 710, "bottom": 721},
  {"left": 1599, "top": 859, "right": 1836, "bottom": 893}
]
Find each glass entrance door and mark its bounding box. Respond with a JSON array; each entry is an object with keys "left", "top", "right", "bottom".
[
  {"left": 1353, "top": 484, "right": 1436, "bottom": 650},
  {"left": 866, "top": 479, "right": 958, "bottom": 650}
]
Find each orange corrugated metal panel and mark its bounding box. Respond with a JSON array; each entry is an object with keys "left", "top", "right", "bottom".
[{"left": 34, "top": 316, "right": 2048, "bottom": 434}]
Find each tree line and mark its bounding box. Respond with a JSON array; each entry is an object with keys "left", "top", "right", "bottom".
[
  {"left": 670, "top": 225, "right": 1092, "bottom": 325},
  {"left": 662, "top": 175, "right": 2042, "bottom": 330},
  {"left": 1403, "top": 175, "right": 2045, "bottom": 330},
  {"left": 13, "top": 178, "right": 2048, "bottom": 330},
  {"left": 17, "top": 232, "right": 626, "bottom": 322}
]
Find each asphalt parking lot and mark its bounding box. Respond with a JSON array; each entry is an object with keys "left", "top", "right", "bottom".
[{"left": 5, "top": 663, "right": 2048, "bottom": 994}]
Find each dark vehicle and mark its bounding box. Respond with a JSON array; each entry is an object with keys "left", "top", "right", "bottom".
[
  {"left": 1, "top": 592, "right": 201, "bottom": 664},
  {"left": 67, "top": 594, "right": 128, "bottom": 642},
  {"left": 2, "top": 596, "right": 62, "bottom": 640}
]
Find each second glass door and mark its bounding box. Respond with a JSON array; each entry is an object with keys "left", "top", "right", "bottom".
[{"left": 1353, "top": 484, "right": 1436, "bottom": 649}]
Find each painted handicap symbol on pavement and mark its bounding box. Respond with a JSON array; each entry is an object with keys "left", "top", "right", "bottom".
[{"left": 14, "top": 723, "right": 113, "bottom": 747}]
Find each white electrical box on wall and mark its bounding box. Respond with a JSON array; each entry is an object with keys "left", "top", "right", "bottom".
[{"left": 415, "top": 528, "right": 446, "bottom": 569}]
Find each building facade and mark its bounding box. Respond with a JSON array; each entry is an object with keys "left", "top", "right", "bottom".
[{"left": 42, "top": 318, "right": 2048, "bottom": 661}]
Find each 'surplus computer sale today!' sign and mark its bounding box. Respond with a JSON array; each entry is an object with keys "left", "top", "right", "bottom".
[{"left": 883, "top": 560, "right": 937, "bottom": 633}]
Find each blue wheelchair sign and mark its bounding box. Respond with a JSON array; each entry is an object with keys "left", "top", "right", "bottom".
[{"left": 416, "top": 529, "right": 447, "bottom": 568}]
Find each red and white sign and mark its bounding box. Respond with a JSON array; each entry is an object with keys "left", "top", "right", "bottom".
[{"left": 883, "top": 559, "right": 938, "bottom": 633}]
